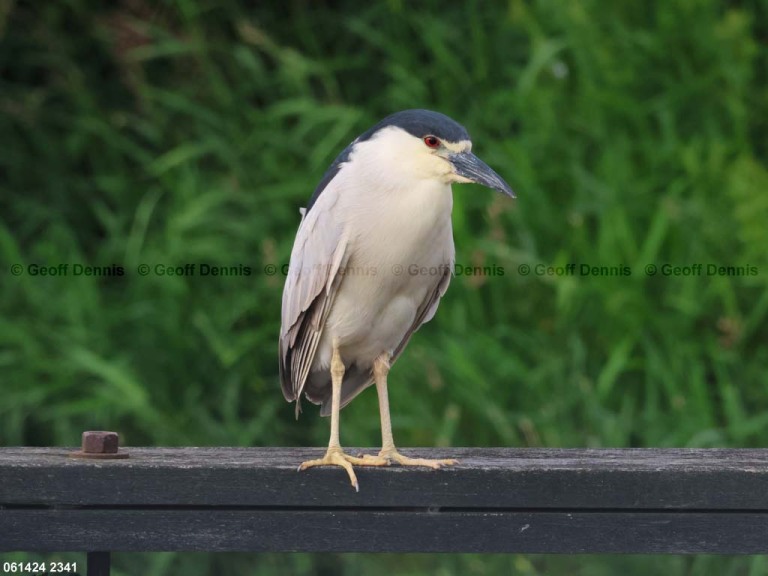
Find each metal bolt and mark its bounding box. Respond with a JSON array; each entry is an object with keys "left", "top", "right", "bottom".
[
  {"left": 69, "top": 430, "right": 129, "bottom": 459},
  {"left": 83, "top": 431, "right": 118, "bottom": 454}
]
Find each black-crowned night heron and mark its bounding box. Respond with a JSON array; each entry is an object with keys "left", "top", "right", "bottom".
[{"left": 280, "top": 109, "right": 514, "bottom": 490}]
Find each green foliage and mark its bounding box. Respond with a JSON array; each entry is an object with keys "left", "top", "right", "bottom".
[{"left": 1, "top": 0, "right": 767, "bottom": 573}]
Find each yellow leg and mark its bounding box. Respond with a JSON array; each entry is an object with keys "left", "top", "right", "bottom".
[
  {"left": 367, "top": 353, "right": 458, "bottom": 468},
  {"left": 297, "top": 342, "right": 388, "bottom": 491}
]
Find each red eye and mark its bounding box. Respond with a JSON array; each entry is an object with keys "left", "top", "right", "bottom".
[{"left": 423, "top": 135, "right": 441, "bottom": 149}]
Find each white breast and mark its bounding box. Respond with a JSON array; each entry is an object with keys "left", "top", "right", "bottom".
[{"left": 313, "top": 174, "right": 455, "bottom": 370}]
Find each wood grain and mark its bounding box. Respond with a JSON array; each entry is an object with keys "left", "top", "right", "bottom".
[{"left": 2, "top": 447, "right": 768, "bottom": 553}]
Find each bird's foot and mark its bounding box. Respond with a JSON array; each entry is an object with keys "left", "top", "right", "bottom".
[
  {"left": 298, "top": 448, "right": 389, "bottom": 492},
  {"left": 378, "top": 448, "right": 458, "bottom": 469}
]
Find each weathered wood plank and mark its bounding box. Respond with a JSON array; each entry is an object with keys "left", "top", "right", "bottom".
[
  {"left": 2, "top": 447, "right": 768, "bottom": 509},
  {"left": 3, "top": 447, "right": 768, "bottom": 554},
  {"left": 3, "top": 509, "right": 768, "bottom": 554}
]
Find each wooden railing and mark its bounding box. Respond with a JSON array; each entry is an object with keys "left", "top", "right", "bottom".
[{"left": 2, "top": 447, "right": 768, "bottom": 575}]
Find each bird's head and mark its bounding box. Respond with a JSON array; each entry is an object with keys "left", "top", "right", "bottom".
[{"left": 351, "top": 109, "right": 515, "bottom": 198}]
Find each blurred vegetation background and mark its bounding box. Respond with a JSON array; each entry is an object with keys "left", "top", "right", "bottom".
[{"left": 2, "top": 0, "right": 768, "bottom": 574}]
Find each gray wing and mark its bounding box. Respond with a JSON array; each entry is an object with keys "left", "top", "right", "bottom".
[
  {"left": 392, "top": 259, "right": 453, "bottom": 363},
  {"left": 391, "top": 264, "right": 452, "bottom": 361},
  {"left": 279, "top": 177, "right": 349, "bottom": 417},
  {"left": 318, "top": 263, "right": 453, "bottom": 416}
]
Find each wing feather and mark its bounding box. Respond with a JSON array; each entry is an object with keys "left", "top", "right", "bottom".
[
  {"left": 279, "top": 177, "right": 349, "bottom": 416},
  {"left": 391, "top": 262, "right": 452, "bottom": 361}
]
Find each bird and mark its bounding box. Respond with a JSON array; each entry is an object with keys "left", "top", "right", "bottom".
[{"left": 279, "top": 109, "right": 514, "bottom": 491}]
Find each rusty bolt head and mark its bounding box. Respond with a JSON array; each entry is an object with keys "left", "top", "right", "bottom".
[
  {"left": 83, "top": 431, "right": 119, "bottom": 454},
  {"left": 69, "top": 430, "right": 129, "bottom": 459}
]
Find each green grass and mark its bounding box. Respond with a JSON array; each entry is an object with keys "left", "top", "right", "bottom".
[{"left": 2, "top": 0, "right": 768, "bottom": 573}]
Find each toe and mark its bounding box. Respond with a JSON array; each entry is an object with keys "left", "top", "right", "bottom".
[
  {"left": 358, "top": 454, "right": 390, "bottom": 466},
  {"left": 334, "top": 456, "right": 359, "bottom": 491},
  {"left": 384, "top": 452, "right": 458, "bottom": 468},
  {"left": 297, "top": 450, "right": 360, "bottom": 491}
]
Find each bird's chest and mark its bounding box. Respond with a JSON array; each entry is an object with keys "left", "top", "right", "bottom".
[
  {"left": 351, "top": 182, "right": 455, "bottom": 272},
  {"left": 324, "top": 183, "right": 454, "bottom": 357}
]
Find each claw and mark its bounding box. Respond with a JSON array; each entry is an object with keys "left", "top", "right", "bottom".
[
  {"left": 298, "top": 448, "right": 390, "bottom": 490},
  {"left": 297, "top": 448, "right": 456, "bottom": 490}
]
